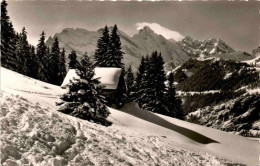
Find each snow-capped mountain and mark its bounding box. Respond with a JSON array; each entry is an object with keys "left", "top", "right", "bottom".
[
  {"left": 178, "top": 36, "right": 235, "bottom": 57},
  {"left": 46, "top": 26, "right": 190, "bottom": 72}
]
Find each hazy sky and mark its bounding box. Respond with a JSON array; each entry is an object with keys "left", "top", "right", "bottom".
[{"left": 7, "top": 1, "right": 260, "bottom": 52}]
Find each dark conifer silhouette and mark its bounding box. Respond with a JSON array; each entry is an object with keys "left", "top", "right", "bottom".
[
  {"left": 1, "top": 0, "right": 18, "bottom": 71},
  {"left": 58, "top": 48, "right": 67, "bottom": 85},
  {"left": 125, "top": 65, "right": 135, "bottom": 101},
  {"left": 132, "top": 56, "right": 147, "bottom": 101},
  {"left": 109, "top": 24, "right": 124, "bottom": 69},
  {"left": 165, "top": 72, "right": 184, "bottom": 119},
  {"left": 26, "top": 45, "right": 39, "bottom": 79},
  {"left": 49, "top": 37, "right": 61, "bottom": 85},
  {"left": 17, "top": 27, "right": 30, "bottom": 75},
  {"left": 94, "top": 25, "right": 111, "bottom": 67},
  {"left": 36, "top": 31, "right": 49, "bottom": 82},
  {"left": 141, "top": 52, "right": 167, "bottom": 114},
  {"left": 68, "top": 50, "right": 80, "bottom": 69}
]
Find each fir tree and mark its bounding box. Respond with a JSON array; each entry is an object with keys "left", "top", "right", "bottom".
[
  {"left": 49, "top": 37, "right": 61, "bottom": 85},
  {"left": 164, "top": 72, "right": 184, "bottom": 119},
  {"left": 109, "top": 24, "right": 124, "bottom": 68},
  {"left": 1, "top": 0, "right": 17, "bottom": 71},
  {"left": 58, "top": 48, "right": 67, "bottom": 85},
  {"left": 132, "top": 56, "right": 148, "bottom": 101},
  {"left": 133, "top": 55, "right": 150, "bottom": 106},
  {"left": 17, "top": 27, "right": 30, "bottom": 75},
  {"left": 146, "top": 52, "right": 167, "bottom": 114},
  {"left": 68, "top": 50, "right": 80, "bottom": 69},
  {"left": 36, "top": 31, "right": 49, "bottom": 82},
  {"left": 57, "top": 60, "right": 112, "bottom": 126},
  {"left": 135, "top": 52, "right": 167, "bottom": 114},
  {"left": 94, "top": 25, "right": 111, "bottom": 67},
  {"left": 125, "top": 65, "right": 134, "bottom": 101},
  {"left": 26, "top": 45, "right": 39, "bottom": 79}
]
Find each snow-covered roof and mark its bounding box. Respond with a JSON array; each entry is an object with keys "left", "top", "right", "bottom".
[{"left": 61, "top": 68, "right": 122, "bottom": 90}]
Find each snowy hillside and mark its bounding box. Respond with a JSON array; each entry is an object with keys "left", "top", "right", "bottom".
[
  {"left": 1, "top": 67, "right": 260, "bottom": 166},
  {"left": 186, "top": 93, "right": 260, "bottom": 137}
]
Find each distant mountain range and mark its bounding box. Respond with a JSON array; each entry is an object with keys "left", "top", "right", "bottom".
[{"left": 46, "top": 26, "right": 256, "bottom": 72}]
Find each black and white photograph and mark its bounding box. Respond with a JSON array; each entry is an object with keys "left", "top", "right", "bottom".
[{"left": 1, "top": 0, "right": 260, "bottom": 165}]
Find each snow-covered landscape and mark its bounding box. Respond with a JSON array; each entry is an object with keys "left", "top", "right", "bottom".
[
  {"left": 2, "top": 1, "right": 260, "bottom": 166},
  {"left": 1, "top": 67, "right": 260, "bottom": 166}
]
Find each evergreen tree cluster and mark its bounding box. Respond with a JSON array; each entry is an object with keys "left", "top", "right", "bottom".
[
  {"left": 94, "top": 25, "right": 124, "bottom": 69},
  {"left": 1, "top": 0, "right": 17, "bottom": 71},
  {"left": 1, "top": 0, "right": 67, "bottom": 85},
  {"left": 131, "top": 51, "right": 184, "bottom": 119}
]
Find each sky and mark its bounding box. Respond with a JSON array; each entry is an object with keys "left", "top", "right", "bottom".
[{"left": 7, "top": 1, "right": 260, "bottom": 52}]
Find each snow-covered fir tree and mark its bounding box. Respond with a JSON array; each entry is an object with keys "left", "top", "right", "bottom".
[
  {"left": 1, "top": 0, "right": 18, "bottom": 71},
  {"left": 58, "top": 48, "right": 67, "bottom": 85},
  {"left": 57, "top": 59, "right": 112, "bottom": 126},
  {"left": 68, "top": 50, "right": 80, "bottom": 69},
  {"left": 94, "top": 25, "right": 111, "bottom": 67},
  {"left": 164, "top": 72, "right": 184, "bottom": 119},
  {"left": 49, "top": 37, "right": 61, "bottom": 85}
]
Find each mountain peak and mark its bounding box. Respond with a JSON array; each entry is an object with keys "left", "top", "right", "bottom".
[
  {"left": 138, "top": 26, "right": 154, "bottom": 34},
  {"left": 61, "top": 27, "right": 89, "bottom": 34}
]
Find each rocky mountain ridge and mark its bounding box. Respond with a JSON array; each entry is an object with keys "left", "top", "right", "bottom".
[
  {"left": 46, "top": 26, "right": 254, "bottom": 72},
  {"left": 178, "top": 36, "right": 235, "bottom": 58},
  {"left": 46, "top": 26, "right": 190, "bottom": 72}
]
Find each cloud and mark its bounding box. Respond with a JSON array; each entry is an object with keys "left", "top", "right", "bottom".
[{"left": 136, "top": 22, "right": 184, "bottom": 41}]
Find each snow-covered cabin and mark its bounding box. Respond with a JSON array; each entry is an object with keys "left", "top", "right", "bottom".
[{"left": 61, "top": 67, "right": 127, "bottom": 105}]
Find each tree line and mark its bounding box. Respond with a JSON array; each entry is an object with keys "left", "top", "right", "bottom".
[
  {"left": 125, "top": 51, "right": 184, "bottom": 119},
  {"left": 1, "top": 0, "right": 66, "bottom": 85}
]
